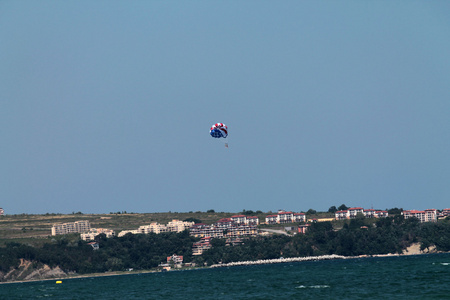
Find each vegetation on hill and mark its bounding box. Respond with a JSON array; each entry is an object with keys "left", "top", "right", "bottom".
[
  {"left": 197, "top": 216, "right": 450, "bottom": 265},
  {"left": 0, "top": 211, "right": 271, "bottom": 245},
  {"left": 0, "top": 214, "right": 448, "bottom": 282},
  {"left": 0, "top": 231, "right": 196, "bottom": 276}
]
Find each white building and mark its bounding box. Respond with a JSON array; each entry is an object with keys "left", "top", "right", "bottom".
[
  {"left": 246, "top": 216, "right": 260, "bottom": 225},
  {"left": 230, "top": 215, "right": 247, "bottom": 224},
  {"left": 51, "top": 220, "right": 91, "bottom": 236},
  {"left": 402, "top": 209, "right": 437, "bottom": 223},
  {"left": 265, "top": 215, "right": 278, "bottom": 224},
  {"left": 118, "top": 219, "right": 195, "bottom": 237},
  {"left": 348, "top": 207, "right": 364, "bottom": 218},
  {"left": 88, "top": 242, "right": 99, "bottom": 250},
  {"left": 230, "top": 215, "right": 260, "bottom": 225},
  {"left": 293, "top": 213, "right": 306, "bottom": 223},
  {"left": 80, "top": 228, "right": 115, "bottom": 241},
  {"left": 118, "top": 230, "right": 140, "bottom": 237},
  {"left": 335, "top": 208, "right": 388, "bottom": 220},
  {"left": 167, "top": 219, "right": 195, "bottom": 232},
  {"left": 138, "top": 222, "right": 169, "bottom": 234},
  {"left": 192, "top": 237, "right": 212, "bottom": 255},
  {"left": 264, "top": 211, "right": 306, "bottom": 224},
  {"left": 189, "top": 220, "right": 258, "bottom": 239}
]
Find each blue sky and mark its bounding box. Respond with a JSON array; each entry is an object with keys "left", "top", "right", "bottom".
[{"left": 1, "top": 1, "right": 449, "bottom": 214}]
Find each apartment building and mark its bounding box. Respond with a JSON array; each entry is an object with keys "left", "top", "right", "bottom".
[
  {"left": 167, "top": 219, "right": 195, "bottom": 232},
  {"left": 265, "top": 215, "right": 277, "bottom": 224},
  {"left": 348, "top": 207, "right": 364, "bottom": 218},
  {"left": 402, "top": 209, "right": 437, "bottom": 223},
  {"left": 335, "top": 208, "right": 389, "bottom": 220},
  {"left": 298, "top": 224, "right": 311, "bottom": 234},
  {"left": 192, "top": 237, "right": 212, "bottom": 255},
  {"left": 230, "top": 215, "right": 260, "bottom": 225},
  {"left": 189, "top": 219, "right": 258, "bottom": 239},
  {"left": 51, "top": 220, "right": 91, "bottom": 236},
  {"left": 138, "top": 222, "right": 170, "bottom": 234},
  {"left": 265, "top": 211, "right": 306, "bottom": 224},
  {"left": 117, "top": 230, "right": 140, "bottom": 237},
  {"left": 230, "top": 215, "right": 247, "bottom": 224},
  {"left": 80, "top": 228, "right": 115, "bottom": 241},
  {"left": 167, "top": 254, "right": 183, "bottom": 264},
  {"left": 118, "top": 219, "right": 195, "bottom": 237}
]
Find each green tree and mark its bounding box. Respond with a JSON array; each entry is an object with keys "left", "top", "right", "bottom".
[
  {"left": 387, "top": 207, "right": 403, "bottom": 215},
  {"left": 328, "top": 206, "right": 337, "bottom": 213},
  {"left": 183, "top": 217, "right": 202, "bottom": 224},
  {"left": 338, "top": 204, "right": 348, "bottom": 211}
]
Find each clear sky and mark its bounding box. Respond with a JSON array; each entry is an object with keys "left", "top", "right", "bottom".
[{"left": 1, "top": 1, "right": 449, "bottom": 215}]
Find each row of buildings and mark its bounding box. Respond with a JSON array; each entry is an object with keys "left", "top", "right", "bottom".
[
  {"left": 51, "top": 220, "right": 115, "bottom": 241},
  {"left": 51, "top": 220, "right": 91, "bottom": 236},
  {"left": 81, "top": 228, "right": 115, "bottom": 241},
  {"left": 51, "top": 207, "right": 450, "bottom": 249},
  {"left": 335, "top": 207, "right": 450, "bottom": 223},
  {"left": 189, "top": 218, "right": 258, "bottom": 240},
  {"left": 264, "top": 208, "right": 389, "bottom": 224},
  {"left": 228, "top": 215, "right": 259, "bottom": 225},
  {"left": 335, "top": 208, "right": 389, "bottom": 220},
  {"left": 117, "top": 219, "right": 195, "bottom": 237},
  {"left": 402, "top": 208, "right": 450, "bottom": 223},
  {"left": 265, "top": 211, "right": 306, "bottom": 224},
  {"left": 189, "top": 216, "right": 261, "bottom": 254}
]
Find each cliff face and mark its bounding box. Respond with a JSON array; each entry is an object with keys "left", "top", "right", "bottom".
[
  {"left": 402, "top": 243, "right": 437, "bottom": 255},
  {"left": 0, "top": 259, "right": 68, "bottom": 282}
]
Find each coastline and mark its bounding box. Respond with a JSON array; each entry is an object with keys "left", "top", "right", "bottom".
[{"left": 1, "top": 245, "right": 447, "bottom": 285}]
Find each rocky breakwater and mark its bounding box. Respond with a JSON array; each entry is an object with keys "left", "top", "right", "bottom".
[{"left": 210, "top": 254, "right": 346, "bottom": 268}]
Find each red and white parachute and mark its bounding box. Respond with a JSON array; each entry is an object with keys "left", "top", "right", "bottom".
[{"left": 210, "top": 123, "right": 228, "bottom": 138}]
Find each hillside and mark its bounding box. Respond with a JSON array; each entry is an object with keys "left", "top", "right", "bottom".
[
  {"left": 0, "top": 213, "right": 449, "bottom": 283},
  {"left": 0, "top": 211, "right": 283, "bottom": 246}
]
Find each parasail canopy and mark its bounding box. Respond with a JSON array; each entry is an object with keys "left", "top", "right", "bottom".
[{"left": 210, "top": 123, "right": 228, "bottom": 138}]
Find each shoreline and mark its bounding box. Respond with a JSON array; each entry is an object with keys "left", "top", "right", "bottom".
[{"left": 2, "top": 250, "right": 448, "bottom": 285}]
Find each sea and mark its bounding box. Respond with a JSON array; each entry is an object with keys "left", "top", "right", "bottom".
[{"left": 1, "top": 253, "right": 449, "bottom": 299}]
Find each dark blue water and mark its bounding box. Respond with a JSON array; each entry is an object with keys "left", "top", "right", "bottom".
[{"left": 1, "top": 253, "right": 449, "bottom": 299}]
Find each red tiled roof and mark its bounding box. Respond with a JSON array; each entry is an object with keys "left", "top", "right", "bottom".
[
  {"left": 404, "top": 210, "right": 425, "bottom": 214},
  {"left": 216, "top": 218, "right": 233, "bottom": 223}
]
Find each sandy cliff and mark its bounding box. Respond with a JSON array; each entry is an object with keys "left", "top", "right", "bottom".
[
  {"left": 0, "top": 259, "right": 67, "bottom": 282},
  {"left": 402, "top": 243, "right": 437, "bottom": 255}
]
